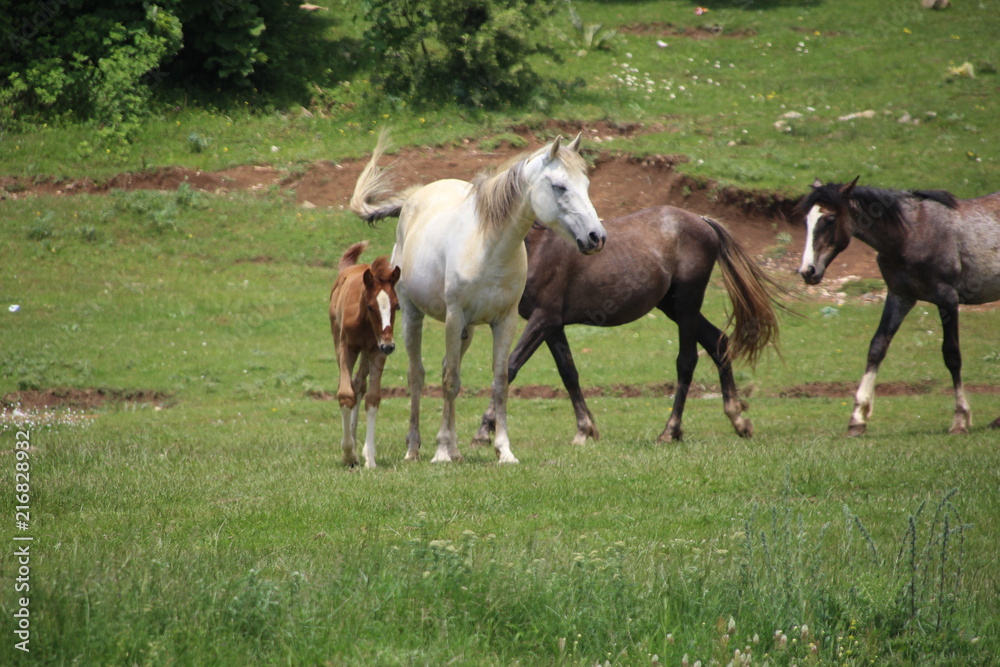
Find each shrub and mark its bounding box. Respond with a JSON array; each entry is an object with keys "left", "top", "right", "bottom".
[{"left": 358, "top": 0, "right": 559, "bottom": 108}]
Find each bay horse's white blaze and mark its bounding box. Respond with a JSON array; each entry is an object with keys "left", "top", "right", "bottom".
[
  {"left": 352, "top": 132, "right": 606, "bottom": 464},
  {"left": 798, "top": 204, "right": 822, "bottom": 276}
]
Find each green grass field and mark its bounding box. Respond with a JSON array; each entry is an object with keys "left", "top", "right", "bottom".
[{"left": 3, "top": 1, "right": 1000, "bottom": 664}]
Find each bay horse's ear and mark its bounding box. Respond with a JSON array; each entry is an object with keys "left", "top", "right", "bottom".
[
  {"left": 840, "top": 176, "right": 860, "bottom": 196},
  {"left": 389, "top": 265, "right": 401, "bottom": 285},
  {"left": 547, "top": 135, "right": 563, "bottom": 162},
  {"left": 362, "top": 268, "right": 375, "bottom": 290},
  {"left": 812, "top": 177, "right": 823, "bottom": 189},
  {"left": 567, "top": 132, "right": 582, "bottom": 153}
]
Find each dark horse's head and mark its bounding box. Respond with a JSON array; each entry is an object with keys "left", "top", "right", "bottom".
[
  {"left": 795, "top": 177, "right": 861, "bottom": 285},
  {"left": 796, "top": 178, "right": 959, "bottom": 285}
]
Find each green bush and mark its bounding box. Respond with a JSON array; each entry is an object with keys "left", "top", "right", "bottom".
[
  {"left": 0, "top": 1, "right": 338, "bottom": 138},
  {"left": 358, "top": 0, "right": 559, "bottom": 108}
]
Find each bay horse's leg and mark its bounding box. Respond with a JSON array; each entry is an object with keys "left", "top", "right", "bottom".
[
  {"left": 489, "top": 308, "right": 521, "bottom": 463},
  {"left": 545, "top": 327, "right": 600, "bottom": 446},
  {"left": 432, "top": 311, "right": 468, "bottom": 463},
  {"left": 401, "top": 302, "right": 425, "bottom": 461},
  {"left": 336, "top": 343, "right": 361, "bottom": 467},
  {"left": 659, "top": 310, "right": 700, "bottom": 443},
  {"left": 473, "top": 316, "right": 552, "bottom": 445},
  {"left": 695, "top": 315, "right": 752, "bottom": 438},
  {"left": 938, "top": 296, "right": 972, "bottom": 434},
  {"left": 362, "top": 353, "right": 386, "bottom": 469},
  {"left": 848, "top": 292, "right": 915, "bottom": 436}
]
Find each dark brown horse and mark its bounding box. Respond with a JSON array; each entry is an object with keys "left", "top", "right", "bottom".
[
  {"left": 475, "top": 206, "right": 784, "bottom": 445},
  {"left": 797, "top": 178, "right": 1000, "bottom": 435}
]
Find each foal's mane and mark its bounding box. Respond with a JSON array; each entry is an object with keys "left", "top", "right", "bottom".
[
  {"left": 472, "top": 144, "right": 587, "bottom": 239},
  {"left": 798, "top": 182, "right": 958, "bottom": 231}
]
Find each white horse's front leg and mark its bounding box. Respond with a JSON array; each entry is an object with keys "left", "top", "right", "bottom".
[
  {"left": 433, "top": 312, "right": 468, "bottom": 463},
  {"left": 490, "top": 309, "right": 520, "bottom": 464},
  {"left": 401, "top": 301, "right": 425, "bottom": 461}
]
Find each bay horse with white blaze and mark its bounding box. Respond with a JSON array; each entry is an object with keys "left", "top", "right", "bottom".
[
  {"left": 475, "top": 207, "right": 783, "bottom": 446},
  {"left": 329, "top": 241, "right": 401, "bottom": 468},
  {"left": 351, "top": 131, "right": 606, "bottom": 464},
  {"left": 797, "top": 178, "right": 1000, "bottom": 435}
]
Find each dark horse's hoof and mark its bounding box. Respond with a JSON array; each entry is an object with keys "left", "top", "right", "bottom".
[
  {"left": 990, "top": 416, "right": 1000, "bottom": 429},
  {"left": 847, "top": 422, "right": 867, "bottom": 437}
]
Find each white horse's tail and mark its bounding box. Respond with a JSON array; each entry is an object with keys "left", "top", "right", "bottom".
[{"left": 350, "top": 130, "right": 412, "bottom": 225}]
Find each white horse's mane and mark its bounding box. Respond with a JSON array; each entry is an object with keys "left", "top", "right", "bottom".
[{"left": 472, "top": 144, "right": 587, "bottom": 240}]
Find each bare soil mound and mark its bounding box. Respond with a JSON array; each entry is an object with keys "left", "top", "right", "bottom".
[{"left": 3, "top": 388, "right": 170, "bottom": 411}]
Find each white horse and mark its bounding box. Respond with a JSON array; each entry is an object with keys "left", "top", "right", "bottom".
[{"left": 350, "top": 132, "right": 607, "bottom": 463}]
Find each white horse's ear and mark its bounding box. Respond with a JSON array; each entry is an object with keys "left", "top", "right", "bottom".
[
  {"left": 547, "top": 135, "right": 563, "bottom": 162},
  {"left": 567, "top": 132, "right": 582, "bottom": 153},
  {"left": 812, "top": 177, "right": 823, "bottom": 189}
]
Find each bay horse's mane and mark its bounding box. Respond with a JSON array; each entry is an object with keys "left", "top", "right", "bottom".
[
  {"left": 797, "top": 182, "right": 959, "bottom": 231},
  {"left": 472, "top": 145, "right": 587, "bottom": 240}
]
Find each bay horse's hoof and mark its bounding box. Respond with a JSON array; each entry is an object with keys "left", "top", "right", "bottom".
[
  {"left": 736, "top": 419, "right": 754, "bottom": 438},
  {"left": 847, "top": 422, "right": 867, "bottom": 437}
]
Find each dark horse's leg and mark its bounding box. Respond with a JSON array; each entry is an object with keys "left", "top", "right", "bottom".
[
  {"left": 545, "top": 327, "right": 599, "bottom": 445},
  {"left": 473, "top": 316, "right": 554, "bottom": 445},
  {"left": 694, "top": 314, "right": 753, "bottom": 438},
  {"left": 658, "top": 298, "right": 701, "bottom": 443},
  {"left": 848, "top": 292, "right": 915, "bottom": 436},
  {"left": 938, "top": 293, "right": 972, "bottom": 434}
]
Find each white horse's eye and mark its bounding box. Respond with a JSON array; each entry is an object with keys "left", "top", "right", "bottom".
[{"left": 552, "top": 184, "right": 567, "bottom": 196}]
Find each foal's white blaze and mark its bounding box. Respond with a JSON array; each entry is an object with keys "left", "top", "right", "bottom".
[
  {"left": 799, "top": 204, "right": 822, "bottom": 275},
  {"left": 376, "top": 290, "right": 392, "bottom": 331}
]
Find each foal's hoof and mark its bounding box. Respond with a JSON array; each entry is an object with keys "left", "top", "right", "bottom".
[
  {"left": 404, "top": 449, "right": 420, "bottom": 462},
  {"left": 847, "top": 422, "right": 867, "bottom": 437},
  {"left": 471, "top": 431, "right": 492, "bottom": 447},
  {"left": 947, "top": 425, "right": 970, "bottom": 435},
  {"left": 736, "top": 419, "right": 754, "bottom": 438}
]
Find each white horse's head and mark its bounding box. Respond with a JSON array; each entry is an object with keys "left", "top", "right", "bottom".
[{"left": 525, "top": 134, "right": 606, "bottom": 255}]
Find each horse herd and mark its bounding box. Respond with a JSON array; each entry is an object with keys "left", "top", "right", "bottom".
[{"left": 329, "top": 132, "right": 1000, "bottom": 468}]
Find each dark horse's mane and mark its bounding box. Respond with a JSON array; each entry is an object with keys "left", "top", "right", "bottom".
[{"left": 797, "top": 182, "right": 959, "bottom": 230}]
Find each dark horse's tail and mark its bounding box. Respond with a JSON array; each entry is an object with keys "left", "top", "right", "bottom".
[
  {"left": 701, "top": 216, "right": 784, "bottom": 368},
  {"left": 350, "top": 130, "right": 414, "bottom": 225}
]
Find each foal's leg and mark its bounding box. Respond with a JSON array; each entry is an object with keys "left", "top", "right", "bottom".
[
  {"left": 659, "top": 310, "right": 700, "bottom": 443},
  {"left": 362, "top": 353, "right": 387, "bottom": 469},
  {"left": 546, "top": 327, "right": 600, "bottom": 445},
  {"left": 432, "top": 311, "right": 468, "bottom": 463},
  {"left": 474, "top": 316, "right": 552, "bottom": 445},
  {"left": 695, "top": 315, "right": 752, "bottom": 438},
  {"left": 350, "top": 354, "right": 370, "bottom": 444},
  {"left": 938, "top": 296, "right": 972, "bottom": 434},
  {"left": 848, "top": 292, "right": 915, "bottom": 436},
  {"left": 334, "top": 333, "right": 362, "bottom": 467},
  {"left": 489, "top": 308, "right": 521, "bottom": 463},
  {"left": 401, "top": 301, "right": 425, "bottom": 461}
]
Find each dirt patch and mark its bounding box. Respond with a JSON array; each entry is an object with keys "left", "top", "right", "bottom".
[
  {"left": 3, "top": 388, "right": 170, "bottom": 411},
  {"left": 618, "top": 22, "right": 757, "bottom": 39},
  {"left": 0, "top": 129, "right": 883, "bottom": 280}
]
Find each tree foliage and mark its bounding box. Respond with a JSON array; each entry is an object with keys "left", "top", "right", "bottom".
[
  {"left": 359, "top": 0, "right": 559, "bottom": 108},
  {"left": 0, "top": 1, "right": 332, "bottom": 138}
]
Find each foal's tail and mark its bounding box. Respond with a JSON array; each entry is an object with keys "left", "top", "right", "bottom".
[
  {"left": 350, "top": 130, "right": 411, "bottom": 225},
  {"left": 338, "top": 241, "right": 369, "bottom": 272},
  {"left": 702, "top": 216, "right": 785, "bottom": 368}
]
